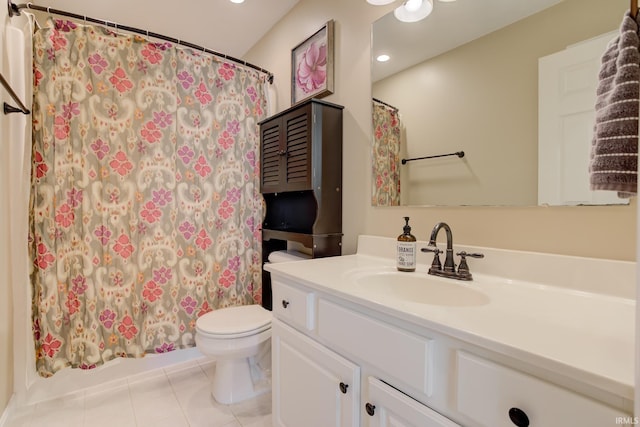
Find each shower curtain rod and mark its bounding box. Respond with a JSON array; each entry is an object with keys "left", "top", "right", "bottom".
[
  {"left": 401, "top": 151, "right": 465, "bottom": 165},
  {"left": 373, "top": 97, "right": 398, "bottom": 112},
  {"left": 7, "top": 1, "right": 275, "bottom": 84},
  {"left": 0, "top": 71, "right": 30, "bottom": 115}
]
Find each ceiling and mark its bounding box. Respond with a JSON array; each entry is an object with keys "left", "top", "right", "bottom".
[
  {"left": 26, "top": 0, "right": 301, "bottom": 58},
  {"left": 372, "top": 0, "right": 564, "bottom": 82}
]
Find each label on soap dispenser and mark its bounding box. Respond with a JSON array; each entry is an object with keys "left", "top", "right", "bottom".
[{"left": 397, "top": 241, "right": 416, "bottom": 271}]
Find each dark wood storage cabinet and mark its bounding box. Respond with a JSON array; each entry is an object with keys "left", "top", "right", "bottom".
[{"left": 260, "top": 99, "right": 343, "bottom": 309}]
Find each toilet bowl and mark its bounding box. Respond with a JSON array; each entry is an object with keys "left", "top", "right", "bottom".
[{"left": 196, "top": 304, "right": 272, "bottom": 404}]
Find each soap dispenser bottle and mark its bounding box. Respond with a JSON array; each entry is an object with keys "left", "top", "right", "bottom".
[{"left": 397, "top": 217, "right": 416, "bottom": 272}]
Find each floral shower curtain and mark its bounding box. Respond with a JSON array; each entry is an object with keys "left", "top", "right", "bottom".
[
  {"left": 372, "top": 99, "right": 401, "bottom": 206},
  {"left": 29, "top": 19, "right": 268, "bottom": 377}
]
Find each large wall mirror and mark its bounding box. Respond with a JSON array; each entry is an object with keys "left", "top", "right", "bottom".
[{"left": 371, "top": 0, "right": 629, "bottom": 207}]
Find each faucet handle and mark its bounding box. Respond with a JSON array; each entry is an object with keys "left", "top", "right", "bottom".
[
  {"left": 456, "top": 251, "right": 484, "bottom": 259},
  {"left": 456, "top": 251, "right": 484, "bottom": 279},
  {"left": 421, "top": 246, "right": 442, "bottom": 270}
]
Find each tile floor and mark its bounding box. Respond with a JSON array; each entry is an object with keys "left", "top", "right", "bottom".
[{"left": 5, "top": 361, "right": 272, "bottom": 427}]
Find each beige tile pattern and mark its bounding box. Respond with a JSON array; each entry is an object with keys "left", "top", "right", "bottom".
[{"left": 5, "top": 361, "right": 272, "bottom": 427}]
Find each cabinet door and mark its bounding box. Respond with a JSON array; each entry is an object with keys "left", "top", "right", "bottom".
[
  {"left": 281, "top": 106, "right": 312, "bottom": 192},
  {"left": 272, "top": 318, "right": 360, "bottom": 427},
  {"left": 365, "top": 377, "right": 460, "bottom": 427},
  {"left": 260, "top": 118, "right": 283, "bottom": 193}
]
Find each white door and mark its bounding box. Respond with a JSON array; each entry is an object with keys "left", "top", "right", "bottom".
[
  {"left": 272, "top": 319, "right": 360, "bottom": 427},
  {"left": 538, "top": 31, "right": 627, "bottom": 206},
  {"left": 365, "top": 377, "right": 460, "bottom": 427}
]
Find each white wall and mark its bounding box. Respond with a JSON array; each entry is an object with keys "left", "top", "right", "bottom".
[{"left": 246, "top": 0, "right": 637, "bottom": 261}]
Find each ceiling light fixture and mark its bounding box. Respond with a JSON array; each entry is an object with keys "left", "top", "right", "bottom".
[
  {"left": 366, "top": 0, "right": 434, "bottom": 23},
  {"left": 376, "top": 54, "right": 391, "bottom": 62},
  {"left": 394, "top": 0, "right": 433, "bottom": 22},
  {"left": 230, "top": 0, "right": 245, "bottom": 3}
]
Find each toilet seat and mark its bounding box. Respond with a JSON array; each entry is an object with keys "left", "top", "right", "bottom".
[{"left": 196, "top": 304, "right": 271, "bottom": 338}]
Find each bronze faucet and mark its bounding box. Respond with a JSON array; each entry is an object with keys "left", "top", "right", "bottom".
[{"left": 421, "top": 222, "right": 484, "bottom": 281}]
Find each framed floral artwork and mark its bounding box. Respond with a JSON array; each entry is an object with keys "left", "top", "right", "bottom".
[{"left": 291, "top": 20, "right": 335, "bottom": 105}]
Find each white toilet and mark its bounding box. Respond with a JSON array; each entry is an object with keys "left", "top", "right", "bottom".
[{"left": 196, "top": 304, "right": 272, "bottom": 404}]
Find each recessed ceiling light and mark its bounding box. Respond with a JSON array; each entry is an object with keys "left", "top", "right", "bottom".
[
  {"left": 376, "top": 54, "right": 391, "bottom": 62},
  {"left": 230, "top": 0, "right": 245, "bottom": 3}
]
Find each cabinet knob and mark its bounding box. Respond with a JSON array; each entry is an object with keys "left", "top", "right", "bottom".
[
  {"left": 365, "top": 403, "right": 376, "bottom": 416},
  {"left": 281, "top": 300, "right": 290, "bottom": 308},
  {"left": 508, "top": 407, "right": 529, "bottom": 427},
  {"left": 339, "top": 382, "right": 348, "bottom": 394}
]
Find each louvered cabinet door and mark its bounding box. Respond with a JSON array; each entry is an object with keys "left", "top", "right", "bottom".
[
  {"left": 260, "top": 119, "right": 283, "bottom": 193},
  {"left": 282, "top": 107, "right": 312, "bottom": 192}
]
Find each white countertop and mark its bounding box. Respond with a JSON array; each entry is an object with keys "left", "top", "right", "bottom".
[{"left": 265, "top": 235, "right": 635, "bottom": 400}]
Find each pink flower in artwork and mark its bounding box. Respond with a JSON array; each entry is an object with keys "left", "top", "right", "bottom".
[
  {"left": 142, "top": 280, "right": 163, "bottom": 303},
  {"left": 33, "top": 151, "right": 48, "bottom": 179},
  {"left": 113, "top": 233, "right": 135, "bottom": 259},
  {"left": 88, "top": 53, "right": 108, "bottom": 75},
  {"left": 109, "top": 67, "right": 134, "bottom": 93},
  {"left": 117, "top": 315, "right": 138, "bottom": 340},
  {"left": 41, "top": 333, "right": 62, "bottom": 358},
  {"left": 195, "top": 228, "right": 212, "bottom": 251},
  {"left": 141, "top": 121, "right": 162, "bottom": 143},
  {"left": 218, "top": 130, "right": 234, "bottom": 150},
  {"left": 194, "top": 82, "right": 212, "bottom": 105},
  {"left": 140, "top": 201, "right": 162, "bottom": 224},
  {"left": 54, "top": 115, "right": 70, "bottom": 140},
  {"left": 55, "top": 203, "right": 75, "bottom": 228},
  {"left": 35, "top": 242, "right": 55, "bottom": 269},
  {"left": 109, "top": 151, "right": 133, "bottom": 177},
  {"left": 296, "top": 41, "right": 327, "bottom": 94},
  {"left": 141, "top": 43, "right": 163, "bottom": 64},
  {"left": 218, "top": 269, "right": 236, "bottom": 288},
  {"left": 217, "top": 200, "right": 234, "bottom": 220},
  {"left": 194, "top": 155, "right": 212, "bottom": 178}
]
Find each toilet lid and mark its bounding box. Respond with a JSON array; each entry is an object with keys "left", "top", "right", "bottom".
[{"left": 196, "top": 304, "right": 271, "bottom": 336}]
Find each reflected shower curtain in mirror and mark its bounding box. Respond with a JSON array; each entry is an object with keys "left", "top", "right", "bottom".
[
  {"left": 29, "top": 19, "right": 268, "bottom": 377},
  {"left": 372, "top": 99, "right": 401, "bottom": 206}
]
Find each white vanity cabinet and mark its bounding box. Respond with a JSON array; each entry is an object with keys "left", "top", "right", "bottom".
[{"left": 270, "top": 275, "right": 632, "bottom": 427}]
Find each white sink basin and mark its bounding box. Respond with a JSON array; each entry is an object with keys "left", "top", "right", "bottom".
[{"left": 345, "top": 268, "right": 489, "bottom": 307}]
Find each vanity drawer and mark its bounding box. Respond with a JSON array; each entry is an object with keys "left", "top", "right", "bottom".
[
  {"left": 272, "top": 280, "right": 315, "bottom": 331},
  {"left": 456, "top": 351, "right": 627, "bottom": 427},
  {"left": 317, "top": 298, "right": 434, "bottom": 397}
]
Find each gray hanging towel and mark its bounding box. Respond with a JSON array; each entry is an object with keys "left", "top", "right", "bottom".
[{"left": 589, "top": 11, "right": 640, "bottom": 197}]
